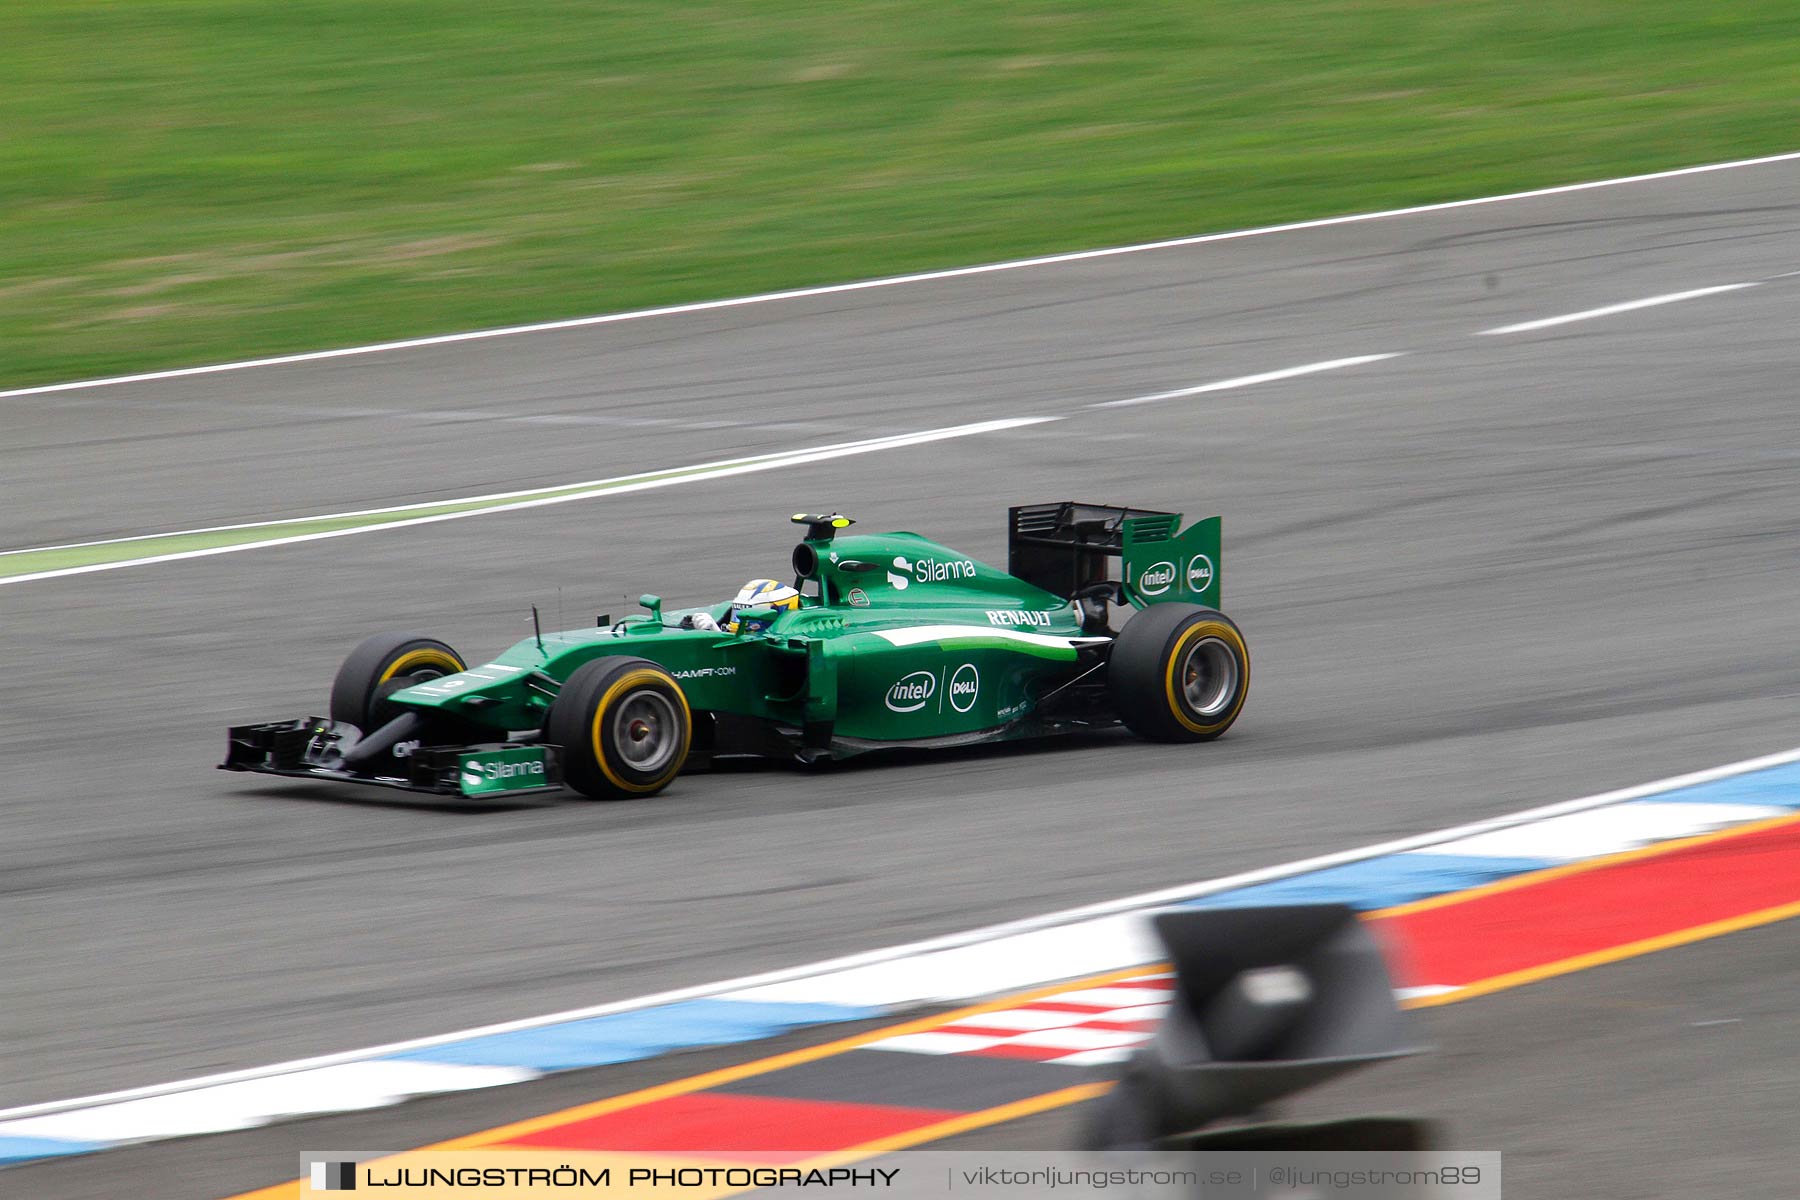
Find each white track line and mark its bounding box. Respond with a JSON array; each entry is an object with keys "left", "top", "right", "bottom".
[
  {"left": 1091, "top": 354, "right": 1401, "bottom": 408},
  {"left": 0, "top": 421, "right": 1044, "bottom": 559},
  {"left": 5, "top": 150, "right": 1800, "bottom": 401},
  {"left": 0, "top": 418, "right": 1053, "bottom": 587},
  {"left": 1478, "top": 283, "right": 1759, "bottom": 335},
  {"left": 6, "top": 740, "right": 1797, "bottom": 1122},
  {"left": 2, "top": 351, "right": 1401, "bottom": 581}
]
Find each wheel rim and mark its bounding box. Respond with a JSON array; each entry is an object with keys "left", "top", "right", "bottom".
[
  {"left": 1179, "top": 636, "right": 1240, "bottom": 718},
  {"left": 611, "top": 690, "right": 680, "bottom": 774}
]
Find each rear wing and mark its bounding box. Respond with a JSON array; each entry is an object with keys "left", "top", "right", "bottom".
[{"left": 1008, "top": 502, "right": 1221, "bottom": 609}]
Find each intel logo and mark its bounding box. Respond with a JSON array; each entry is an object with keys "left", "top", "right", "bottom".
[
  {"left": 886, "top": 670, "right": 936, "bottom": 713},
  {"left": 1139, "top": 561, "right": 1177, "bottom": 596}
]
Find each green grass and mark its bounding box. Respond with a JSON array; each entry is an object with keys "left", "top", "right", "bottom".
[{"left": 4, "top": 1, "right": 1798, "bottom": 388}]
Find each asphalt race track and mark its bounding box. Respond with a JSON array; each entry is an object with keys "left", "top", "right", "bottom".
[{"left": 6, "top": 157, "right": 1800, "bottom": 1185}]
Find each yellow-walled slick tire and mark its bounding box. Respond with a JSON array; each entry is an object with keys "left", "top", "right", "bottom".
[
  {"left": 1108, "top": 604, "right": 1249, "bottom": 742},
  {"left": 548, "top": 657, "right": 692, "bottom": 800},
  {"left": 329, "top": 632, "right": 467, "bottom": 731}
]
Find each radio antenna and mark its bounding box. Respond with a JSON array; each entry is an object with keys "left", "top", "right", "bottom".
[{"left": 531, "top": 604, "right": 545, "bottom": 655}]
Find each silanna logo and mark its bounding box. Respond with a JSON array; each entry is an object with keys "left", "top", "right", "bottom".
[
  {"left": 886, "top": 670, "right": 936, "bottom": 712},
  {"left": 889, "top": 554, "right": 976, "bottom": 590},
  {"left": 461, "top": 758, "right": 545, "bottom": 788},
  {"left": 1137, "top": 560, "right": 1177, "bottom": 596}
]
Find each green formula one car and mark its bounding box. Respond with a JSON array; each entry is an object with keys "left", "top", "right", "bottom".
[{"left": 222, "top": 503, "right": 1250, "bottom": 801}]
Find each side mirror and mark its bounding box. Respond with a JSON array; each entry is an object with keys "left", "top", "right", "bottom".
[
  {"left": 731, "top": 606, "right": 780, "bottom": 635},
  {"left": 638, "top": 594, "right": 663, "bottom": 623}
]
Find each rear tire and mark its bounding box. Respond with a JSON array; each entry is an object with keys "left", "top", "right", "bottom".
[
  {"left": 547, "top": 657, "right": 692, "bottom": 800},
  {"left": 1108, "top": 604, "right": 1249, "bottom": 742},
  {"left": 329, "top": 632, "right": 466, "bottom": 730}
]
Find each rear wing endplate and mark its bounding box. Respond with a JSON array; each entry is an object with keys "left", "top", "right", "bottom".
[{"left": 1008, "top": 501, "right": 1221, "bottom": 609}]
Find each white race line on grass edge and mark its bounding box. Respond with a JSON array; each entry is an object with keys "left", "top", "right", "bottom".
[
  {"left": 4, "top": 149, "right": 1800, "bottom": 401},
  {"left": 6, "top": 740, "right": 1799, "bottom": 1125}
]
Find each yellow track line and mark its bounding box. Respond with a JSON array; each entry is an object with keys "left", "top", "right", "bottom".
[
  {"left": 429, "top": 963, "right": 1162, "bottom": 1151},
  {"left": 805, "top": 1083, "right": 1115, "bottom": 1163},
  {"left": 1405, "top": 895, "right": 1800, "bottom": 1008},
  {"left": 1373, "top": 808, "right": 1800, "bottom": 919}
]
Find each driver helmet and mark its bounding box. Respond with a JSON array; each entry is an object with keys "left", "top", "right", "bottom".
[{"left": 727, "top": 578, "right": 801, "bottom": 632}]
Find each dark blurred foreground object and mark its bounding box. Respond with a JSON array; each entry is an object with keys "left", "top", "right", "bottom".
[{"left": 1084, "top": 904, "right": 1429, "bottom": 1150}]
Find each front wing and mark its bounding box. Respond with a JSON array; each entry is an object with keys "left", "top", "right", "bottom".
[{"left": 221, "top": 718, "right": 563, "bottom": 799}]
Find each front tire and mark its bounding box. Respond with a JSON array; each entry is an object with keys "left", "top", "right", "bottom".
[
  {"left": 1108, "top": 604, "right": 1249, "bottom": 742},
  {"left": 329, "top": 632, "right": 467, "bottom": 730},
  {"left": 547, "top": 657, "right": 692, "bottom": 799}
]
